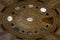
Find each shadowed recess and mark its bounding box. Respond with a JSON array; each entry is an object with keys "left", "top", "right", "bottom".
[
  {"left": 37, "top": 0, "right": 44, "bottom": 3},
  {"left": 1, "top": 7, "right": 7, "bottom": 13},
  {"left": 14, "top": 0, "right": 24, "bottom": 2},
  {"left": 1, "top": 24, "right": 6, "bottom": 31},
  {"left": 54, "top": 9, "right": 59, "bottom": 15},
  {"left": 42, "top": 17, "right": 54, "bottom": 24}
]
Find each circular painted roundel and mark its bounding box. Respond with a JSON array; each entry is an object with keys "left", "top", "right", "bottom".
[{"left": 1, "top": 0, "right": 60, "bottom": 40}]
